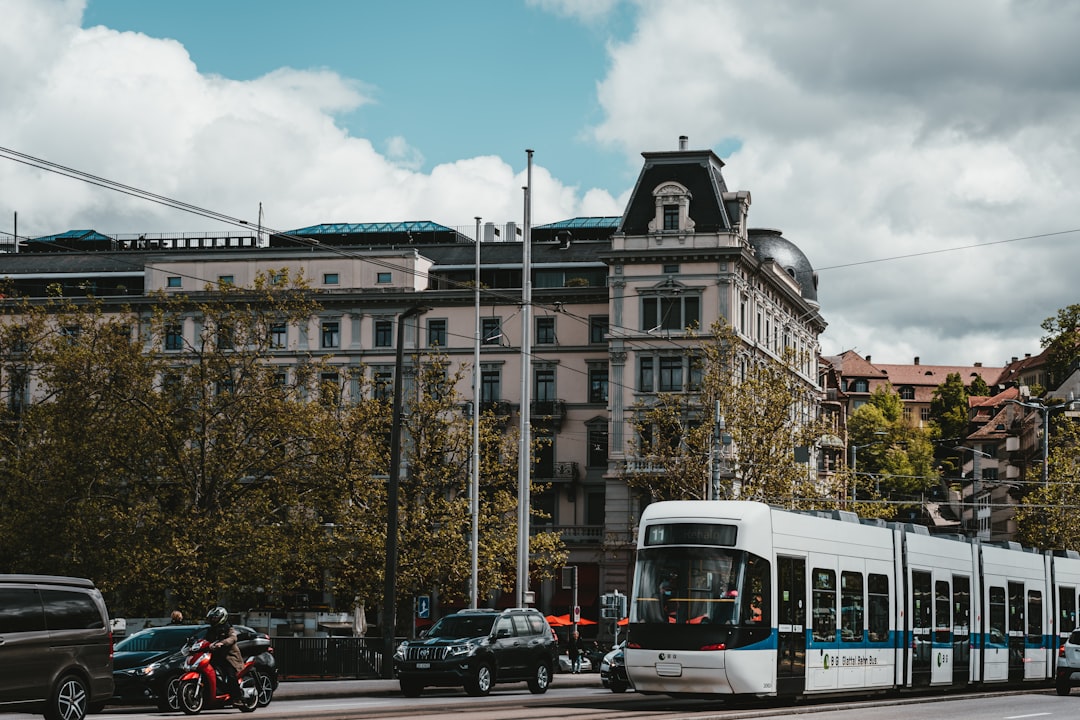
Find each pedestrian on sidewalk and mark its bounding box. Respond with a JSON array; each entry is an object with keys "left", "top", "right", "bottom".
[{"left": 568, "top": 630, "right": 582, "bottom": 674}]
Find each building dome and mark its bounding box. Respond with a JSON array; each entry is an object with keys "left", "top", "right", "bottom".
[{"left": 748, "top": 228, "right": 818, "bottom": 305}]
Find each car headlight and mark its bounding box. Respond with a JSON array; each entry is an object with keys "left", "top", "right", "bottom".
[
  {"left": 610, "top": 655, "right": 624, "bottom": 668},
  {"left": 448, "top": 642, "right": 477, "bottom": 657},
  {"left": 138, "top": 662, "right": 162, "bottom": 677},
  {"left": 393, "top": 643, "right": 407, "bottom": 661}
]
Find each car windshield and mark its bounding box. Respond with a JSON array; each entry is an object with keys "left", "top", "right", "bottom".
[
  {"left": 427, "top": 614, "right": 496, "bottom": 639},
  {"left": 115, "top": 626, "right": 201, "bottom": 652}
]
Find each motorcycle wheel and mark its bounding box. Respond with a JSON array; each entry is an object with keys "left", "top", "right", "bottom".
[
  {"left": 179, "top": 679, "right": 204, "bottom": 715},
  {"left": 237, "top": 677, "right": 259, "bottom": 713}
]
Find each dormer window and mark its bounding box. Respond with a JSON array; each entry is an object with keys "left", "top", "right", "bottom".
[
  {"left": 663, "top": 205, "right": 679, "bottom": 231},
  {"left": 649, "top": 182, "right": 695, "bottom": 233}
]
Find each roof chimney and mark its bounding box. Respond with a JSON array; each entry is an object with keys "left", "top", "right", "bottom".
[
  {"left": 914, "top": 356, "right": 920, "bottom": 365},
  {"left": 865, "top": 355, "right": 871, "bottom": 363},
  {"left": 679, "top": 135, "right": 688, "bottom": 150}
]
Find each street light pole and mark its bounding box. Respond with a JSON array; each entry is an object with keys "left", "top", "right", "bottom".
[
  {"left": 954, "top": 446, "right": 991, "bottom": 538},
  {"left": 470, "top": 216, "right": 481, "bottom": 609},
  {"left": 1007, "top": 399, "right": 1064, "bottom": 488},
  {"left": 381, "top": 304, "right": 426, "bottom": 678},
  {"left": 849, "top": 432, "right": 887, "bottom": 505}
]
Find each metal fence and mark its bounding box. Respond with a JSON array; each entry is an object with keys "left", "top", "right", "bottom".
[{"left": 271, "top": 637, "right": 385, "bottom": 679}]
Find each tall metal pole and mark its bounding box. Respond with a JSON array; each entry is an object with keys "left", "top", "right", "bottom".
[
  {"left": 516, "top": 150, "right": 534, "bottom": 607},
  {"left": 470, "top": 217, "right": 481, "bottom": 609},
  {"left": 381, "top": 305, "right": 424, "bottom": 678},
  {"left": 1041, "top": 407, "right": 1050, "bottom": 487}
]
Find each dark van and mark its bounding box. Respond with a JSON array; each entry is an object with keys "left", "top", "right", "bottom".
[{"left": 0, "top": 575, "right": 113, "bottom": 720}]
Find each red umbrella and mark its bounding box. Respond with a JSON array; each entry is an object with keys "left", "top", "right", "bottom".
[
  {"left": 546, "top": 614, "right": 571, "bottom": 626},
  {"left": 617, "top": 617, "right": 629, "bottom": 626}
]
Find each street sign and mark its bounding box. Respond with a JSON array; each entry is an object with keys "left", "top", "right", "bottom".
[
  {"left": 573, "top": 605, "right": 580, "bottom": 623},
  {"left": 416, "top": 594, "right": 430, "bottom": 619}
]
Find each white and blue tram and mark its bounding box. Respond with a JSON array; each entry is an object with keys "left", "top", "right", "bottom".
[{"left": 625, "top": 500, "right": 1080, "bottom": 697}]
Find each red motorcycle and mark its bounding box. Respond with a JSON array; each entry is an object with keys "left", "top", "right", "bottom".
[{"left": 177, "top": 638, "right": 258, "bottom": 714}]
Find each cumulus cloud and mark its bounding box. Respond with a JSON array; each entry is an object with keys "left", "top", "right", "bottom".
[
  {"left": 4, "top": 0, "right": 1078, "bottom": 367},
  {"left": 588, "top": 0, "right": 1080, "bottom": 365}
]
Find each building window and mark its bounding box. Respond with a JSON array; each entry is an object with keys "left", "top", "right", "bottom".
[
  {"left": 903, "top": 406, "right": 912, "bottom": 422},
  {"left": 427, "top": 319, "right": 447, "bottom": 348},
  {"left": 167, "top": 277, "right": 182, "bottom": 288},
  {"left": 374, "top": 320, "right": 393, "bottom": 348},
  {"left": 588, "top": 427, "right": 608, "bottom": 468},
  {"left": 658, "top": 356, "right": 684, "bottom": 392},
  {"left": 536, "top": 317, "right": 555, "bottom": 345},
  {"left": 321, "top": 320, "right": 340, "bottom": 349},
  {"left": 217, "top": 275, "right": 234, "bottom": 286},
  {"left": 586, "top": 490, "right": 606, "bottom": 526},
  {"left": 852, "top": 379, "right": 869, "bottom": 393},
  {"left": 376, "top": 272, "right": 392, "bottom": 284},
  {"left": 639, "top": 356, "right": 654, "bottom": 392},
  {"left": 323, "top": 273, "right": 339, "bottom": 285},
  {"left": 642, "top": 294, "right": 700, "bottom": 332},
  {"left": 534, "top": 367, "right": 555, "bottom": 402},
  {"left": 662, "top": 263, "right": 679, "bottom": 274},
  {"left": 480, "top": 366, "right": 501, "bottom": 404},
  {"left": 899, "top": 386, "right": 915, "bottom": 400},
  {"left": 662, "top": 204, "right": 679, "bottom": 231},
  {"left": 920, "top": 407, "right": 931, "bottom": 422},
  {"left": 589, "top": 315, "right": 608, "bottom": 344},
  {"left": 271, "top": 272, "right": 286, "bottom": 285},
  {"left": 270, "top": 322, "right": 287, "bottom": 349},
  {"left": 8, "top": 372, "right": 27, "bottom": 418},
  {"left": 215, "top": 322, "right": 233, "bottom": 350},
  {"left": 481, "top": 317, "right": 501, "bottom": 345},
  {"left": 373, "top": 367, "right": 393, "bottom": 400},
  {"left": 164, "top": 324, "right": 183, "bottom": 351},
  {"left": 588, "top": 365, "right": 608, "bottom": 404}
]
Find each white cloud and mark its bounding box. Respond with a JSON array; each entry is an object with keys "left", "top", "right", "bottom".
[{"left": 588, "top": 0, "right": 1080, "bottom": 365}]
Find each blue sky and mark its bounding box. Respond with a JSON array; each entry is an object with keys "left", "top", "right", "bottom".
[
  {"left": 5, "top": 0, "right": 1080, "bottom": 366},
  {"left": 83, "top": 0, "right": 641, "bottom": 197}
]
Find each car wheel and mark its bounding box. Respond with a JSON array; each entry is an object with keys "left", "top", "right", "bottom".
[
  {"left": 1057, "top": 676, "right": 1071, "bottom": 696},
  {"left": 527, "top": 662, "right": 551, "bottom": 694},
  {"left": 610, "top": 681, "right": 628, "bottom": 693},
  {"left": 248, "top": 669, "right": 274, "bottom": 708},
  {"left": 158, "top": 675, "right": 182, "bottom": 712},
  {"left": 400, "top": 679, "right": 424, "bottom": 697},
  {"left": 45, "top": 674, "right": 88, "bottom": 720},
  {"left": 465, "top": 663, "right": 493, "bottom": 696}
]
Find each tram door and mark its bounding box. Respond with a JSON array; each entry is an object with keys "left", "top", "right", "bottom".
[
  {"left": 911, "top": 571, "right": 932, "bottom": 687},
  {"left": 776, "top": 556, "right": 806, "bottom": 696},
  {"left": 1007, "top": 582, "right": 1025, "bottom": 682},
  {"left": 952, "top": 575, "right": 971, "bottom": 686}
]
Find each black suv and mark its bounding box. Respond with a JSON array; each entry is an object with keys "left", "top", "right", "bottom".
[
  {"left": 393, "top": 608, "right": 557, "bottom": 697},
  {"left": 0, "top": 574, "right": 114, "bottom": 720}
]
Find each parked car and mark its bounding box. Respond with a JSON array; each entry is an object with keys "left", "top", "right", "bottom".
[
  {"left": 111, "top": 623, "right": 277, "bottom": 710},
  {"left": 394, "top": 607, "right": 558, "bottom": 697},
  {"left": 0, "top": 574, "right": 114, "bottom": 720},
  {"left": 1057, "top": 629, "right": 1080, "bottom": 695},
  {"left": 600, "top": 642, "right": 630, "bottom": 693}
]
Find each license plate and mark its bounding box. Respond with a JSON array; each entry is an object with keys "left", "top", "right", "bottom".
[{"left": 415, "top": 662, "right": 430, "bottom": 669}]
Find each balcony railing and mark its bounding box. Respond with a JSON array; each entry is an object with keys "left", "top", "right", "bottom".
[
  {"left": 542, "top": 524, "right": 604, "bottom": 544},
  {"left": 535, "top": 461, "right": 579, "bottom": 483},
  {"left": 530, "top": 399, "right": 566, "bottom": 429}
]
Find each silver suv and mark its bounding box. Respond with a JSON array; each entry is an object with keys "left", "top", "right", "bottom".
[
  {"left": 1057, "top": 629, "right": 1080, "bottom": 695},
  {"left": 0, "top": 574, "right": 114, "bottom": 720},
  {"left": 393, "top": 608, "right": 558, "bottom": 697}
]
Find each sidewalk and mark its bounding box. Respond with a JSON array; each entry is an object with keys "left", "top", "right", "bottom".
[{"left": 275, "top": 671, "right": 603, "bottom": 700}]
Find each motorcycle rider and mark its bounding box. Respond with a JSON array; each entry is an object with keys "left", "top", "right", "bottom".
[{"left": 205, "top": 606, "right": 244, "bottom": 702}]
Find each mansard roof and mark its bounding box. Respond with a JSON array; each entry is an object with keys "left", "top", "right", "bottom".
[{"left": 619, "top": 149, "right": 733, "bottom": 235}]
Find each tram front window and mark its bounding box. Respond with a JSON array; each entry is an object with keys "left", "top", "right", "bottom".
[{"left": 632, "top": 547, "right": 769, "bottom": 626}]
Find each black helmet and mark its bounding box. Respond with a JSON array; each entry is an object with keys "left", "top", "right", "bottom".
[{"left": 206, "top": 606, "right": 228, "bottom": 626}]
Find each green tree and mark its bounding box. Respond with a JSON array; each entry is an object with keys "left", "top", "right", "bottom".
[
  {"left": 968, "top": 375, "right": 991, "bottom": 397},
  {"left": 930, "top": 372, "right": 970, "bottom": 442},
  {"left": 1014, "top": 416, "right": 1080, "bottom": 549},
  {"left": 1041, "top": 303, "right": 1080, "bottom": 391},
  {"left": 624, "top": 320, "right": 831, "bottom": 506}
]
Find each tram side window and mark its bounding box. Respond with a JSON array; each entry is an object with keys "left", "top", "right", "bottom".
[
  {"left": 988, "top": 586, "right": 1006, "bottom": 646},
  {"left": 867, "top": 573, "right": 889, "bottom": 642},
  {"left": 1060, "top": 586, "right": 1077, "bottom": 634},
  {"left": 741, "top": 555, "right": 770, "bottom": 625},
  {"left": 812, "top": 568, "right": 836, "bottom": 644},
  {"left": 1027, "top": 590, "right": 1043, "bottom": 645},
  {"left": 840, "top": 571, "right": 863, "bottom": 643},
  {"left": 934, "top": 581, "right": 951, "bottom": 644}
]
